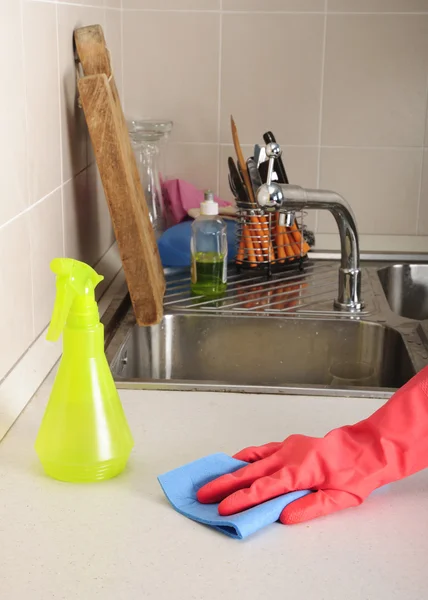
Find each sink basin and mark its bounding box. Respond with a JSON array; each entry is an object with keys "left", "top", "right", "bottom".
[
  {"left": 378, "top": 264, "right": 428, "bottom": 320},
  {"left": 110, "top": 314, "right": 415, "bottom": 397}
]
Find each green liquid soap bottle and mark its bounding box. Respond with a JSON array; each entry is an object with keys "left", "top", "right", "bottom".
[
  {"left": 35, "top": 258, "right": 134, "bottom": 482},
  {"left": 191, "top": 191, "right": 228, "bottom": 297}
]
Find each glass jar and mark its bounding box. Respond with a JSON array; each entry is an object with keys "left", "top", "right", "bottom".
[{"left": 128, "top": 119, "right": 173, "bottom": 239}]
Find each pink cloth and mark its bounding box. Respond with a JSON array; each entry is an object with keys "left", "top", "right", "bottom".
[{"left": 163, "top": 179, "right": 231, "bottom": 225}]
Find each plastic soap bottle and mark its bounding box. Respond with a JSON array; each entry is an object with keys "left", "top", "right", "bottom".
[
  {"left": 35, "top": 258, "right": 134, "bottom": 482},
  {"left": 191, "top": 191, "right": 228, "bottom": 297}
]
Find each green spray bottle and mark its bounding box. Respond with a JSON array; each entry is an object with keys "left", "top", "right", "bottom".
[{"left": 35, "top": 258, "right": 134, "bottom": 482}]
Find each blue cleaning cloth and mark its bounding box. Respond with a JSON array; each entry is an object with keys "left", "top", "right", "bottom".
[
  {"left": 157, "top": 220, "right": 237, "bottom": 268},
  {"left": 158, "top": 453, "right": 311, "bottom": 539}
]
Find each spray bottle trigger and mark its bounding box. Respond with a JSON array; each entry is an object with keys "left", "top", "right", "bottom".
[{"left": 46, "top": 258, "right": 104, "bottom": 343}]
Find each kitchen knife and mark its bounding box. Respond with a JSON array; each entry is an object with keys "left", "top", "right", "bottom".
[
  {"left": 254, "top": 144, "right": 264, "bottom": 169},
  {"left": 256, "top": 145, "right": 267, "bottom": 169},
  {"left": 228, "top": 156, "right": 251, "bottom": 208},
  {"left": 246, "top": 157, "right": 263, "bottom": 200},
  {"left": 259, "top": 160, "right": 279, "bottom": 184}
]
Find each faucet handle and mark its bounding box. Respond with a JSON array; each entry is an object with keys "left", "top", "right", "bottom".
[
  {"left": 265, "top": 142, "right": 282, "bottom": 186},
  {"left": 259, "top": 142, "right": 294, "bottom": 221}
]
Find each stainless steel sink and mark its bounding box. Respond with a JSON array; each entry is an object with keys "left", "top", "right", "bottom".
[
  {"left": 109, "top": 314, "right": 415, "bottom": 398},
  {"left": 106, "top": 261, "right": 428, "bottom": 398},
  {"left": 378, "top": 264, "right": 428, "bottom": 321}
]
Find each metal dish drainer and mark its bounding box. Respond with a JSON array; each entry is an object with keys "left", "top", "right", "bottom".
[{"left": 235, "top": 203, "right": 309, "bottom": 276}]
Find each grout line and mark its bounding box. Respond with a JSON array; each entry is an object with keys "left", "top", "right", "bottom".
[
  {"left": 216, "top": 5, "right": 223, "bottom": 197},
  {"left": 317, "top": 233, "right": 428, "bottom": 239},
  {"left": 320, "top": 145, "right": 426, "bottom": 151},
  {"left": 221, "top": 142, "right": 319, "bottom": 148},
  {"left": 423, "top": 71, "right": 428, "bottom": 149},
  {"left": 415, "top": 149, "right": 425, "bottom": 235},
  {"left": 0, "top": 185, "right": 64, "bottom": 236},
  {"left": 19, "top": 0, "right": 35, "bottom": 339},
  {"left": 27, "top": 207, "right": 36, "bottom": 341},
  {"left": 30, "top": 1, "right": 428, "bottom": 14},
  {"left": 60, "top": 184, "right": 66, "bottom": 258},
  {"left": 226, "top": 10, "right": 428, "bottom": 15},
  {"left": 166, "top": 141, "right": 426, "bottom": 150},
  {"left": 55, "top": 2, "right": 66, "bottom": 257},
  {"left": 123, "top": 8, "right": 323, "bottom": 13},
  {"left": 31, "top": 0, "right": 118, "bottom": 11},
  {"left": 31, "top": 0, "right": 119, "bottom": 8},
  {"left": 315, "top": 1, "right": 328, "bottom": 233},
  {"left": 120, "top": 8, "right": 428, "bottom": 15},
  {"left": 415, "top": 71, "right": 428, "bottom": 235},
  {"left": 121, "top": 0, "right": 125, "bottom": 108},
  {"left": 169, "top": 141, "right": 220, "bottom": 146},
  {"left": 19, "top": 0, "right": 30, "bottom": 206},
  {"left": 229, "top": 143, "right": 425, "bottom": 150},
  {"left": 62, "top": 163, "right": 90, "bottom": 188}
]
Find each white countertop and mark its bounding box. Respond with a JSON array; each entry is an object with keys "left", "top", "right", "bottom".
[{"left": 1, "top": 378, "right": 428, "bottom": 599}]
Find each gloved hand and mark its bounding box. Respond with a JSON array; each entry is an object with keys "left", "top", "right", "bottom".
[{"left": 197, "top": 366, "right": 428, "bottom": 524}]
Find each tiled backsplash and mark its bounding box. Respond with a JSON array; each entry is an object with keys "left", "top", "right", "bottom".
[
  {"left": 122, "top": 1, "right": 428, "bottom": 244},
  {"left": 2, "top": 0, "right": 428, "bottom": 381},
  {"left": 0, "top": 1, "right": 121, "bottom": 382}
]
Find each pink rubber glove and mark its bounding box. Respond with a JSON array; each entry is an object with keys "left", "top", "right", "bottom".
[{"left": 197, "top": 366, "right": 428, "bottom": 524}]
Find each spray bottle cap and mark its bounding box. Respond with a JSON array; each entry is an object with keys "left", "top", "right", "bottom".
[
  {"left": 200, "top": 190, "right": 218, "bottom": 216},
  {"left": 47, "top": 258, "right": 104, "bottom": 342}
]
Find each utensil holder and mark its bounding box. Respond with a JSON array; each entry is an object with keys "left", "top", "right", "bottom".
[{"left": 235, "top": 208, "right": 309, "bottom": 274}]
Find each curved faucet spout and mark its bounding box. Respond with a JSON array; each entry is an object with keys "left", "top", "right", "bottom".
[{"left": 257, "top": 183, "right": 364, "bottom": 312}]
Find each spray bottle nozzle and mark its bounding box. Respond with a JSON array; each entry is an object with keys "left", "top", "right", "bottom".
[{"left": 47, "top": 258, "right": 104, "bottom": 342}]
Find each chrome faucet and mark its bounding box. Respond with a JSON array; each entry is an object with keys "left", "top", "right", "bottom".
[{"left": 257, "top": 143, "right": 364, "bottom": 312}]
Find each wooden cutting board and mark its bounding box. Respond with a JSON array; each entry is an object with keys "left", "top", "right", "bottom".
[{"left": 74, "top": 24, "right": 165, "bottom": 326}]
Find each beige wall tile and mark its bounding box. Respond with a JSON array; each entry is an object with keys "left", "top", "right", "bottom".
[
  {"left": 166, "top": 144, "right": 218, "bottom": 193},
  {"left": 57, "top": 0, "right": 104, "bottom": 6},
  {"left": 106, "top": 0, "right": 121, "bottom": 8},
  {"left": 57, "top": 4, "right": 105, "bottom": 182},
  {"left": 224, "top": 0, "right": 324, "bottom": 10},
  {"left": 322, "top": 15, "right": 428, "bottom": 147},
  {"left": 0, "top": 1, "right": 27, "bottom": 227},
  {"left": 418, "top": 150, "right": 428, "bottom": 234},
  {"left": 218, "top": 144, "right": 318, "bottom": 230},
  {"left": 123, "top": 11, "right": 219, "bottom": 143},
  {"left": 278, "top": 146, "right": 319, "bottom": 232},
  {"left": 318, "top": 148, "right": 422, "bottom": 235},
  {"left": 64, "top": 167, "right": 114, "bottom": 266},
  {"left": 123, "top": 0, "right": 219, "bottom": 8},
  {"left": 29, "top": 190, "right": 64, "bottom": 336},
  {"left": 220, "top": 14, "right": 324, "bottom": 145},
  {"left": 329, "top": 0, "right": 428, "bottom": 12},
  {"left": 23, "top": 1, "right": 61, "bottom": 204},
  {"left": 105, "top": 9, "right": 123, "bottom": 97},
  {"left": 219, "top": 144, "right": 318, "bottom": 191},
  {"left": 0, "top": 216, "right": 33, "bottom": 381},
  {"left": 281, "top": 146, "right": 319, "bottom": 189}
]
